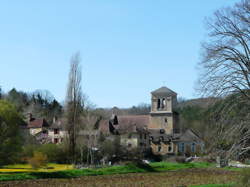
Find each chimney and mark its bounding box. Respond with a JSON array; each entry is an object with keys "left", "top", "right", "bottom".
[{"left": 27, "top": 113, "right": 32, "bottom": 122}]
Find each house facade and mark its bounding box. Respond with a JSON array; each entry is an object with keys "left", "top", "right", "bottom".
[
  {"left": 48, "top": 117, "right": 67, "bottom": 144},
  {"left": 26, "top": 114, "right": 66, "bottom": 144}
]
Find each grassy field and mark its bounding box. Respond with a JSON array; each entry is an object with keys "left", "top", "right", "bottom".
[
  {"left": 0, "top": 162, "right": 240, "bottom": 187},
  {"left": 0, "top": 162, "right": 214, "bottom": 180}
]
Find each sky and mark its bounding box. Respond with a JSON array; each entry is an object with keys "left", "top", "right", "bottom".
[{"left": 0, "top": 0, "right": 239, "bottom": 108}]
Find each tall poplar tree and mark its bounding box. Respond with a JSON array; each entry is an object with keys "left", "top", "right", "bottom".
[{"left": 65, "top": 52, "right": 83, "bottom": 163}]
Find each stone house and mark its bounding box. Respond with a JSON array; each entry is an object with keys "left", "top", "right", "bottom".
[
  {"left": 101, "top": 86, "right": 204, "bottom": 156},
  {"left": 25, "top": 114, "right": 67, "bottom": 144},
  {"left": 48, "top": 117, "right": 67, "bottom": 144},
  {"left": 26, "top": 113, "right": 49, "bottom": 137}
]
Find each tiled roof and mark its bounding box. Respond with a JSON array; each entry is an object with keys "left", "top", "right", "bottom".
[
  {"left": 174, "top": 129, "right": 203, "bottom": 142},
  {"left": 99, "top": 115, "right": 150, "bottom": 134},
  {"left": 151, "top": 86, "right": 177, "bottom": 97},
  {"left": 99, "top": 119, "right": 109, "bottom": 133},
  {"left": 27, "top": 118, "right": 49, "bottom": 128}
]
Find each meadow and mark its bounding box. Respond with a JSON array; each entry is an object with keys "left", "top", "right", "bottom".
[{"left": 0, "top": 162, "right": 241, "bottom": 187}]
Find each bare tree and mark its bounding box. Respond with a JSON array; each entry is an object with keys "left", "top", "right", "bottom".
[
  {"left": 65, "top": 52, "right": 83, "bottom": 164},
  {"left": 82, "top": 111, "right": 101, "bottom": 165},
  {"left": 198, "top": 0, "right": 250, "bottom": 99},
  {"left": 198, "top": 0, "right": 250, "bottom": 160}
]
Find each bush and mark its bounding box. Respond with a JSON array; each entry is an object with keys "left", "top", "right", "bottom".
[
  {"left": 37, "top": 144, "right": 66, "bottom": 163},
  {"left": 22, "top": 143, "right": 70, "bottom": 164},
  {"left": 28, "top": 152, "right": 48, "bottom": 169}
]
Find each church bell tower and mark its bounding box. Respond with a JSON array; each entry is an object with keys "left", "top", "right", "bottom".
[{"left": 149, "top": 86, "right": 178, "bottom": 134}]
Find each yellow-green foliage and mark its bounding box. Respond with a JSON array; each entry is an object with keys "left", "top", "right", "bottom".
[{"left": 0, "top": 163, "right": 73, "bottom": 173}]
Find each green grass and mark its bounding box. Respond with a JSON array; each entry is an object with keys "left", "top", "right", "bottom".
[
  {"left": 150, "top": 161, "right": 214, "bottom": 172},
  {"left": 0, "top": 162, "right": 214, "bottom": 181}
]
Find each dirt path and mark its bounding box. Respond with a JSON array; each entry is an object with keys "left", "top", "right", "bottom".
[{"left": 0, "top": 168, "right": 239, "bottom": 187}]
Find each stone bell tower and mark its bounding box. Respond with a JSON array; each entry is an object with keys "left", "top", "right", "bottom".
[{"left": 149, "top": 86, "right": 178, "bottom": 134}]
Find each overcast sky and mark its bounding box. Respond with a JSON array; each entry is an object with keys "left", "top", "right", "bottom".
[{"left": 0, "top": 0, "right": 239, "bottom": 108}]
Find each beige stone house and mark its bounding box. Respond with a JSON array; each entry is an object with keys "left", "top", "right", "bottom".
[
  {"left": 26, "top": 114, "right": 67, "bottom": 144},
  {"left": 26, "top": 113, "right": 49, "bottom": 136},
  {"left": 102, "top": 86, "right": 204, "bottom": 156},
  {"left": 48, "top": 117, "right": 67, "bottom": 144}
]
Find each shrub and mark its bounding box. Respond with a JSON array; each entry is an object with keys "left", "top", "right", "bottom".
[
  {"left": 22, "top": 143, "right": 70, "bottom": 164},
  {"left": 28, "top": 152, "right": 48, "bottom": 169},
  {"left": 37, "top": 144, "right": 66, "bottom": 163}
]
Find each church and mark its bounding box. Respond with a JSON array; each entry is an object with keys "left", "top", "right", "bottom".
[{"left": 101, "top": 86, "right": 204, "bottom": 156}]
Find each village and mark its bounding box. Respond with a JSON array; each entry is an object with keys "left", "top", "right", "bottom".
[
  {"left": 23, "top": 86, "right": 204, "bottom": 163},
  {"left": 0, "top": 0, "right": 250, "bottom": 186}
]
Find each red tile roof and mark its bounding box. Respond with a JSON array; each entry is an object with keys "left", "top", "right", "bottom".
[{"left": 27, "top": 118, "right": 49, "bottom": 128}]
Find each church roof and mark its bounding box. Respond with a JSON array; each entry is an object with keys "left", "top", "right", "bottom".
[
  {"left": 99, "top": 115, "right": 150, "bottom": 134},
  {"left": 151, "top": 86, "right": 177, "bottom": 97},
  {"left": 174, "top": 129, "right": 203, "bottom": 142}
]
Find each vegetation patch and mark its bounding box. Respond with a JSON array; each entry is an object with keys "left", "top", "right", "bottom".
[
  {"left": 0, "top": 168, "right": 238, "bottom": 187},
  {"left": 0, "top": 162, "right": 215, "bottom": 181}
]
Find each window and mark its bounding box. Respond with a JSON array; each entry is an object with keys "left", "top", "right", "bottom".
[
  {"left": 191, "top": 143, "right": 196, "bottom": 152},
  {"left": 168, "top": 144, "right": 172, "bottom": 152},
  {"left": 144, "top": 134, "right": 147, "bottom": 139},
  {"left": 128, "top": 143, "right": 132, "bottom": 148},
  {"left": 54, "top": 138, "right": 59, "bottom": 144},
  {"left": 54, "top": 129, "right": 59, "bottom": 134},
  {"left": 165, "top": 118, "right": 168, "bottom": 123},
  {"left": 158, "top": 145, "right": 162, "bottom": 152},
  {"left": 178, "top": 143, "right": 185, "bottom": 153},
  {"left": 157, "top": 99, "right": 161, "bottom": 109},
  {"left": 162, "top": 98, "right": 166, "bottom": 108}
]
